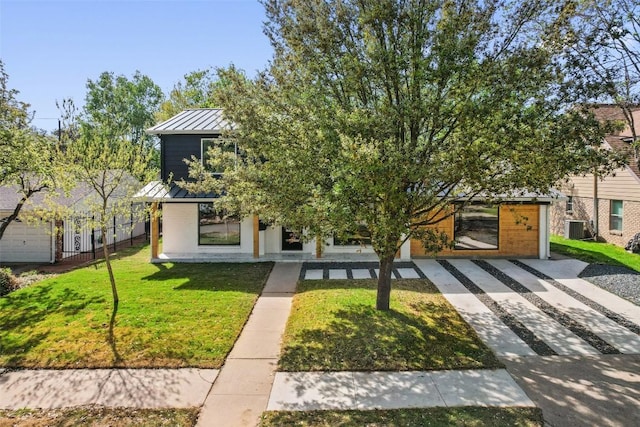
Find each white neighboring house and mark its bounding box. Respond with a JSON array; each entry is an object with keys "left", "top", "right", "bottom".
[{"left": 0, "top": 182, "right": 147, "bottom": 264}]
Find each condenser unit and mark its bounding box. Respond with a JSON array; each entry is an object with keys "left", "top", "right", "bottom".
[{"left": 564, "top": 220, "right": 586, "bottom": 240}]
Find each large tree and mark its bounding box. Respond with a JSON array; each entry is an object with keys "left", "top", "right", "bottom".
[
  {"left": 199, "top": 0, "right": 621, "bottom": 310},
  {"left": 565, "top": 0, "right": 640, "bottom": 148},
  {"left": 0, "top": 60, "right": 57, "bottom": 241},
  {"left": 83, "top": 71, "right": 163, "bottom": 172},
  {"left": 156, "top": 69, "right": 222, "bottom": 122}
]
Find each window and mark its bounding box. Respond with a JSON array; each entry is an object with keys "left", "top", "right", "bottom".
[
  {"left": 610, "top": 200, "right": 623, "bottom": 231},
  {"left": 454, "top": 204, "right": 499, "bottom": 250},
  {"left": 198, "top": 203, "right": 240, "bottom": 245},
  {"left": 201, "top": 137, "right": 236, "bottom": 174},
  {"left": 566, "top": 196, "right": 573, "bottom": 213},
  {"left": 334, "top": 224, "right": 372, "bottom": 246}
]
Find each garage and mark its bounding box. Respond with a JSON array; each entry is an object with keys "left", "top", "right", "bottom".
[{"left": 0, "top": 216, "right": 53, "bottom": 263}]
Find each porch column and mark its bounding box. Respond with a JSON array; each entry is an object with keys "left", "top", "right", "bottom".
[
  {"left": 151, "top": 202, "right": 159, "bottom": 259},
  {"left": 253, "top": 215, "right": 260, "bottom": 258}
]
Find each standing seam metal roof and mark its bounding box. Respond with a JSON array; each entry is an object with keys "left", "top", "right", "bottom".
[{"left": 147, "top": 109, "right": 232, "bottom": 134}]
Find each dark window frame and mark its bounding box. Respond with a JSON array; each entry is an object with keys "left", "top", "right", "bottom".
[
  {"left": 454, "top": 203, "right": 499, "bottom": 251},
  {"left": 198, "top": 203, "right": 241, "bottom": 246}
]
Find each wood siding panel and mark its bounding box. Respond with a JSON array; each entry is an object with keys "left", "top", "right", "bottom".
[{"left": 411, "top": 204, "right": 539, "bottom": 258}]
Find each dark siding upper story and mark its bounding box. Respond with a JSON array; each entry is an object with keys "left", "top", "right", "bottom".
[{"left": 160, "top": 134, "right": 219, "bottom": 182}]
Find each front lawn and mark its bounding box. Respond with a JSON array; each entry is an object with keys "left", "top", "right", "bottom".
[
  {"left": 0, "top": 243, "right": 273, "bottom": 368},
  {"left": 550, "top": 235, "right": 640, "bottom": 272},
  {"left": 261, "top": 407, "right": 544, "bottom": 426},
  {"left": 279, "top": 279, "right": 501, "bottom": 371},
  {"left": 0, "top": 407, "right": 198, "bottom": 427}
]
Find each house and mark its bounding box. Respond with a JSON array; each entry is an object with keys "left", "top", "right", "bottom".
[
  {"left": 0, "top": 183, "right": 147, "bottom": 264},
  {"left": 550, "top": 105, "right": 640, "bottom": 246},
  {"left": 137, "top": 108, "right": 554, "bottom": 261}
]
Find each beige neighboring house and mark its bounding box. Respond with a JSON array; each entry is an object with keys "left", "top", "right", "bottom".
[{"left": 551, "top": 105, "right": 640, "bottom": 247}]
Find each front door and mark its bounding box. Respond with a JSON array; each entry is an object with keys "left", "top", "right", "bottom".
[{"left": 281, "top": 227, "right": 303, "bottom": 251}]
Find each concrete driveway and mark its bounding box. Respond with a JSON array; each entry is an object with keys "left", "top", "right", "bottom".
[{"left": 413, "top": 258, "right": 640, "bottom": 426}]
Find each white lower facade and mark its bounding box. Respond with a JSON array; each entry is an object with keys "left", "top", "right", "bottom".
[{"left": 160, "top": 202, "right": 412, "bottom": 261}]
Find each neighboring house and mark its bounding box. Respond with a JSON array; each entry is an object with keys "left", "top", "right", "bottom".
[
  {"left": 550, "top": 105, "right": 640, "bottom": 247},
  {"left": 137, "top": 108, "right": 554, "bottom": 261},
  {"left": 0, "top": 183, "right": 147, "bottom": 264}
]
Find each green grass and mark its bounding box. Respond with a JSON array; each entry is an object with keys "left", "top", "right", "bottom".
[
  {"left": 279, "top": 279, "right": 501, "bottom": 371},
  {"left": 260, "top": 407, "right": 544, "bottom": 426},
  {"left": 550, "top": 235, "right": 640, "bottom": 272},
  {"left": 0, "top": 243, "right": 273, "bottom": 368},
  {"left": 0, "top": 407, "right": 198, "bottom": 427}
]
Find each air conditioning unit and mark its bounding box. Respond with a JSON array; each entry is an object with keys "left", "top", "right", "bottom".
[{"left": 564, "top": 220, "right": 585, "bottom": 240}]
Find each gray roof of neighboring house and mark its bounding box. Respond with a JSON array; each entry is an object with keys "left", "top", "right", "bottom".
[
  {"left": 0, "top": 172, "right": 143, "bottom": 212},
  {"left": 134, "top": 181, "right": 219, "bottom": 201},
  {"left": 147, "top": 109, "right": 232, "bottom": 135},
  {"left": 0, "top": 184, "right": 93, "bottom": 212}
]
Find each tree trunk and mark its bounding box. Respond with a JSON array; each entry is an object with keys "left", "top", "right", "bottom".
[
  {"left": 102, "top": 226, "right": 119, "bottom": 305},
  {"left": 376, "top": 254, "right": 395, "bottom": 310},
  {"left": 0, "top": 195, "right": 28, "bottom": 241}
]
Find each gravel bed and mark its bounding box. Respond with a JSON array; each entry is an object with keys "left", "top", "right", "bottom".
[{"left": 579, "top": 264, "right": 640, "bottom": 306}]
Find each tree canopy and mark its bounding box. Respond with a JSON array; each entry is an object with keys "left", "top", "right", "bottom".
[
  {"left": 564, "top": 0, "right": 640, "bottom": 149},
  {"left": 156, "top": 69, "right": 224, "bottom": 122},
  {"left": 193, "top": 0, "right": 623, "bottom": 310}
]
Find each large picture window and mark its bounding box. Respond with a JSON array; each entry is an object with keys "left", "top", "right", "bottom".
[
  {"left": 334, "top": 224, "right": 372, "bottom": 246},
  {"left": 454, "top": 204, "right": 499, "bottom": 250},
  {"left": 198, "top": 203, "right": 241, "bottom": 245},
  {"left": 610, "top": 200, "right": 623, "bottom": 231},
  {"left": 202, "top": 137, "right": 236, "bottom": 174}
]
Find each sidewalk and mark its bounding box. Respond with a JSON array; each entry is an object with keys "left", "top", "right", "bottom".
[{"left": 0, "top": 368, "right": 217, "bottom": 409}]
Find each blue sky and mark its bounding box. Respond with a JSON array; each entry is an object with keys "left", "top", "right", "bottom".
[{"left": 0, "top": 0, "right": 273, "bottom": 131}]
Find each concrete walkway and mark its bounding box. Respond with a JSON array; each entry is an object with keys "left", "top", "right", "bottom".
[{"left": 195, "top": 262, "right": 300, "bottom": 427}]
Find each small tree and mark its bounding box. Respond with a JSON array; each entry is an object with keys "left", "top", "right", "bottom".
[
  {"left": 197, "top": 0, "right": 622, "bottom": 311},
  {"left": 0, "top": 60, "right": 57, "bottom": 242},
  {"left": 56, "top": 71, "right": 159, "bottom": 308}
]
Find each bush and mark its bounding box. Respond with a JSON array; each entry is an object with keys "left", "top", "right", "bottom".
[
  {"left": 625, "top": 232, "right": 640, "bottom": 254},
  {"left": 0, "top": 268, "right": 19, "bottom": 297}
]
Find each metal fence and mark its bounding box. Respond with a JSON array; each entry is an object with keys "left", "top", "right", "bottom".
[{"left": 60, "top": 210, "right": 147, "bottom": 262}]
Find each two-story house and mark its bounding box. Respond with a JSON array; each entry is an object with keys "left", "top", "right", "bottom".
[
  {"left": 137, "top": 108, "right": 555, "bottom": 261},
  {"left": 551, "top": 105, "right": 640, "bottom": 246}
]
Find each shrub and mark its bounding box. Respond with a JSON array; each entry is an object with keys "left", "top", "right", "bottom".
[
  {"left": 0, "top": 267, "right": 19, "bottom": 297},
  {"left": 626, "top": 232, "right": 640, "bottom": 254}
]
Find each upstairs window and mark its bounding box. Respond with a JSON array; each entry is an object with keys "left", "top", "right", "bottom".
[
  {"left": 198, "top": 203, "right": 241, "bottom": 245},
  {"left": 610, "top": 200, "right": 623, "bottom": 231},
  {"left": 202, "top": 137, "right": 237, "bottom": 175},
  {"left": 454, "top": 204, "right": 499, "bottom": 250}
]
